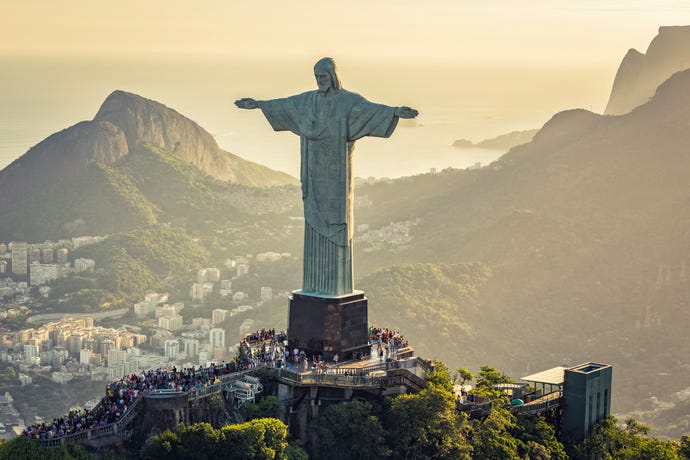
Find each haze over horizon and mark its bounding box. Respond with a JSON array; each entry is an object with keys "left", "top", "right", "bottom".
[{"left": 2, "top": 1, "right": 690, "bottom": 177}]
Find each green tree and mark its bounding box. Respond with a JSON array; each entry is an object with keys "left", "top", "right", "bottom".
[
  {"left": 469, "top": 405, "right": 520, "bottom": 460},
  {"left": 514, "top": 415, "right": 568, "bottom": 460},
  {"left": 472, "top": 366, "right": 514, "bottom": 400},
  {"left": 221, "top": 421, "right": 269, "bottom": 460},
  {"left": 573, "top": 416, "right": 682, "bottom": 460},
  {"left": 176, "top": 422, "right": 221, "bottom": 459},
  {"left": 143, "top": 429, "right": 181, "bottom": 458},
  {"left": 476, "top": 366, "right": 513, "bottom": 388},
  {"left": 426, "top": 360, "right": 454, "bottom": 392},
  {"left": 312, "top": 400, "right": 389, "bottom": 460},
  {"left": 680, "top": 435, "right": 690, "bottom": 459},
  {"left": 252, "top": 418, "right": 289, "bottom": 460},
  {"left": 144, "top": 418, "right": 292, "bottom": 460},
  {"left": 0, "top": 436, "right": 93, "bottom": 460},
  {"left": 243, "top": 395, "right": 281, "bottom": 421},
  {"left": 284, "top": 444, "right": 309, "bottom": 460},
  {"left": 386, "top": 383, "right": 472, "bottom": 459},
  {"left": 0, "top": 364, "right": 18, "bottom": 386},
  {"left": 455, "top": 367, "right": 474, "bottom": 386}
]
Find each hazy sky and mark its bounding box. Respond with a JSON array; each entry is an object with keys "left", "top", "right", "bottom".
[
  {"left": 3, "top": 0, "right": 689, "bottom": 62},
  {"left": 2, "top": 1, "right": 690, "bottom": 176}
]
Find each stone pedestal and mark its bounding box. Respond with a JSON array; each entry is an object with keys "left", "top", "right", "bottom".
[{"left": 288, "top": 290, "right": 369, "bottom": 361}]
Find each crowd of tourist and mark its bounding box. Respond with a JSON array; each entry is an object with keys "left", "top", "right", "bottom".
[
  {"left": 23, "top": 327, "right": 409, "bottom": 441},
  {"left": 369, "top": 326, "right": 409, "bottom": 360},
  {"left": 22, "top": 408, "right": 96, "bottom": 441},
  {"left": 23, "top": 329, "right": 287, "bottom": 441}
]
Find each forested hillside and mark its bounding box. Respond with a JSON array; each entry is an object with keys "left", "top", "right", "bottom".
[{"left": 353, "top": 70, "right": 690, "bottom": 436}]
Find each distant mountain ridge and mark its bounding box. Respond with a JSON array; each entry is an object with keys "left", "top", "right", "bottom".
[
  {"left": 605, "top": 25, "right": 690, "bottom": 115},
  {"left": 452, "top": 129, "right": 538, "bottom": 151},
  {"left": 354, "top": 68, "right": 690, "bottom": 436},
  {"left": 0, "top": 91, "right": 298, "bottom": 241}
]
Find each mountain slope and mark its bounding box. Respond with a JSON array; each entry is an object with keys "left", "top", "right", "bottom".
[
  {"left": 360, "top": 262, "right": 492, "bottom": 361},
  {"left": 360, "top": 69, "right": 690, "bottom": 255},
  {"left": 0, "top": 91, "right": 298, "bottom": 241},
  {"left": 354, "top": 69, "right": 690, "bottom": 427},
  {"left": 93, "top": 91, "right": 294, "bottom": 186}
]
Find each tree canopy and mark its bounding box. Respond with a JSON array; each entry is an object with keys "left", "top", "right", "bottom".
[{"left": 143, "top": 418, "right": 305, "bottom": 460}]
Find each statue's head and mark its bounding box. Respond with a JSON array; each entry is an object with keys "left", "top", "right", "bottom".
[{"left": 314, "top": 57, "right": 342, "bottom": 94}]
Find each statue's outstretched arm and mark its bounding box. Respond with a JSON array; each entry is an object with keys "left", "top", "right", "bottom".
[
  {"left": 394, "top": 106, "right": 419, "bottom": 119},
  {"left": 235, "top": 98, "right": 263, "bottom": 110}
]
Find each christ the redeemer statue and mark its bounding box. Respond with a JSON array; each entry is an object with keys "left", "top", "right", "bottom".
[{"left": 236, "top": 57, "right": 418, "bottom": 297}]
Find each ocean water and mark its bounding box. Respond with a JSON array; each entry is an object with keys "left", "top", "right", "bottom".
[{"left": 0, "top": 55, "right": 609, "bottom": 178}]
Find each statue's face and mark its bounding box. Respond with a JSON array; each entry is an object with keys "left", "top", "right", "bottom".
[{"left": 315, "top": 70, "right": 333, "bottom": 94}]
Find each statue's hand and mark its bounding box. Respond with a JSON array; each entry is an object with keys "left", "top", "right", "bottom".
[
  {"left": 235, "top": 98, "right": 260, "bottom": 110},
  {"left": 395, "top": 106, "right": 419, "bottom": 119}
]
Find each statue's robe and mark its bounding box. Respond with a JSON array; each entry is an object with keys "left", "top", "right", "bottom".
[{"left": 260, "top": 90, "right": 398, "bottom": 296}]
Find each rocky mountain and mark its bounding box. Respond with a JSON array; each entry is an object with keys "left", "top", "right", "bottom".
[
  {"left": 0, "top": 91, "right": 298, "bottom": 241},
  {"left": 355, "top": 68, "right": 690, "bottom": 436},
  {"left": 605, "top": 25, "right": 690, "bottom": 115},
  {"left": 93, "top": 91, "right": 288, "bottom": 185}
]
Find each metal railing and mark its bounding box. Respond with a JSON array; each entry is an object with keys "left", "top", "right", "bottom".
[
  {"left": 512, "top": 393, "right": 562, "bottom": 415},
  {"left": 187, "top": 384, "right": 222, "bottom": 402},
  {"left": 274, "top": 356, "right": 430, "bottom": 389},
  {"left": 113, "top": 396, "right": 142, "bottom": 431},
  {"left": 457, "top": 394, "right": 493, "bottom": 417},
  {"left": 87, "top": 424, "right": 115, "bottom": 440},
  {"left": 277, "top": 369, "right": 386, "bottom": 387}
]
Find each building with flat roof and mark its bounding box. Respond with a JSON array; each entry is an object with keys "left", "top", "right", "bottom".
[
  {"left": 159, "top": 315, "right": 183, "bottom": 332},
  {"left": 521, "top": 361, "right": 612, "bottom": 443},
  {"left": 209, "top": 328, "right": 225, "bottom": 349},
  {"left": 521, "top": 366, "right": 568, "bottom": 398},
  {"left": 183, "top": 338, "right": 199, "bottom": 358},
  {"left": 56, "top": 248, "right": 69, "bottom": 264},
  {"left": 563, "top": 362, "right": 612, "bottom": 442},
  {"left": 29, "top": 263, "right": 63, "bottom": 286},
  {"left": 73, "top": 258, "right": 95, "bottom": 273},
  {"left": 164, "top": 339, "right": 180, "bottom": 360},
  {"left": 10, "top": 242, "right": 28, "bottom": 276},
  {"left": 212, "top": 309, "right": 229, "bottom": 325}
]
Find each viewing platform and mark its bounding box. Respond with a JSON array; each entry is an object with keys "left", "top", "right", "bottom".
[
  {"left": 29, "top": 331, "right": 429, "bottom": 449},
  {"left": 28, "top": 342, "right": 610, "bottom": 452},
  {"left": 274, "top": 349, "right": 429, "bottom": 393}
]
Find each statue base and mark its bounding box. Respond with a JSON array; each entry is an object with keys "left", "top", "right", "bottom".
[{"left": 288, "top": 290, "right": 369, "bottom": 361}]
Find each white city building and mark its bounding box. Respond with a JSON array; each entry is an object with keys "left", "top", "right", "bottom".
[
  {"left": 108, "top": 349, "right": 127, "bottom": 366},
  {"left": 209, "top": 328, "right": 226, "bottom": 349},
  {"left": 73, "top": 258, "right": 96, "bottom": 273},
  {"left": 164, "top": 339, "right": 180, "bottom": 360},
  {"left": 23, "top": 344, "right": 39, "bottom": 364},
  {"left": 183, "top": 338, "right": 200, "bottom": 357},
  {"left": 159, "top": 315, "right": 184, "bottom": 332},
  {"left": 79, "top": 349, "right": 91, "bottom": 365},
  {"left": 212, "top": 309, "right": 229, "bottom": 325}
]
